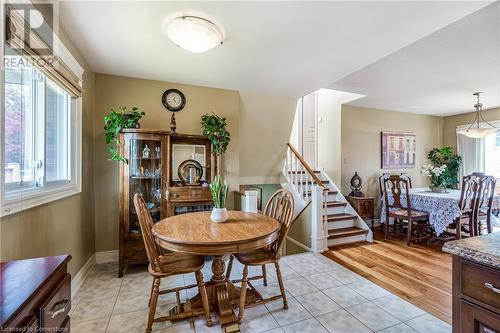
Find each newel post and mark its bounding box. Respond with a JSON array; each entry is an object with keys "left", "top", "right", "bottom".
[{"left": 311, "top": 185, "right": 328, "bottom": 253}]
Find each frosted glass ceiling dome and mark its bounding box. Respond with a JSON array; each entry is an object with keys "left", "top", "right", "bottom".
[{"left": 166, "top": 16, "right": 225, "bottom": 53}]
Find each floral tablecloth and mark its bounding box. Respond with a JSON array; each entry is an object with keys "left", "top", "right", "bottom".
[{"left": 381, "top": 188, "right": 500, "bottom": 235}]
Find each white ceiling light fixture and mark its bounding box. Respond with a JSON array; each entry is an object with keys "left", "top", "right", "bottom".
[
  {"left": 166, "top": 16, "right": 224, "bottom": 53},
  {"left": 459, "top": 92, "right": 499, "bottom": 138}
]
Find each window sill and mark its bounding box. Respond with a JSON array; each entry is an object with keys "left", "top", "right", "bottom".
[{"left": 1, "top": 183, "right": 82, "bottom": 217}]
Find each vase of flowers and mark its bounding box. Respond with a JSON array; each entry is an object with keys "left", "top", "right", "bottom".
[
  {"left": 421, "top": 164, "right": 448, "bottom": 193},
  {"left": 209, "top": 175, "right": 229, "bottom": 222},
  {"left": 427, "top": 147, "right": 462, "bottom": 189}
]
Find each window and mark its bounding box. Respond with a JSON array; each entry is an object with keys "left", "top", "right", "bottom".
[
  {"left": 485, "top": 130, "right": 500, "bottom": 194},
  {"left": 1, "top": 51, "right": 82, "bottom": 215}
]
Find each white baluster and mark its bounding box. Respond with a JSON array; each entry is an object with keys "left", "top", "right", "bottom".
[
  {"left": 284, "top": 148, "right": 288, "bottom": 180},
  {"left": 299, "top": 164, "right": 304, "bottom": 200},
  {"left": 294, "top": 156, "right": 298, "bottom": 189},
  {"left": 307, "top": 174, "right": 311, "bottom": 201}
]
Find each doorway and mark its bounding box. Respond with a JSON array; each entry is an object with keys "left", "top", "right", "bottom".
[{"left": 298, "top": 92, "right": 318, "bottom": 168}]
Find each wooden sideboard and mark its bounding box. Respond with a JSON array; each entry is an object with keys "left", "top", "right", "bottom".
[
  {"left": 452, "top": 256, "right": 500, "bottom": 332},
  {"left": 0, "top": 255, "right": 72, "bottom": 331},
  {"left": 347, "top": 196, "right": 375, "bottom": 230}
]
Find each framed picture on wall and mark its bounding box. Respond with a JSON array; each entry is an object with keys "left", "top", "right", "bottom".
[{"left": 381, "top": 131, "right": 416, "bottom": 169}]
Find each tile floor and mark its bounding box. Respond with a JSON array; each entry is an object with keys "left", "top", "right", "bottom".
[{"left": 71, "top": 252, "right": 452, "bottom": 333}]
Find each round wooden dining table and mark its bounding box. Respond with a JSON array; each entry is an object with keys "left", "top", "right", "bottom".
[{"left": 152, "top": 210, "right": 280, "bottom": 332}]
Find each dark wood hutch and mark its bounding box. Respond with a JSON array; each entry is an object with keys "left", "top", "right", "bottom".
[{"left": 118, "top": 129, "right": 217, "bottom": 277}]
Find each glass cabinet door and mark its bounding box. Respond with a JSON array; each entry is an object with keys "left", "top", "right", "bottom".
[{"left": 127, "top": 137, "right": 163, "bottom": 235}]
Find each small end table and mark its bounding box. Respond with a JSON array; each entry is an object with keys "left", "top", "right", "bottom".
[{"left": 347, "top": 196, "right": 375, "bottom": 230}]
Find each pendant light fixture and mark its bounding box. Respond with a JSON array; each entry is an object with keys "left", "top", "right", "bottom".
[{"left": 458, "top": 92, "right": 499, "bottom": 138}]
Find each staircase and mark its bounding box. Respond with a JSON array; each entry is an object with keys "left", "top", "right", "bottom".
[{"left": 282, "top": 143, "right": 372, "bottom": 251}]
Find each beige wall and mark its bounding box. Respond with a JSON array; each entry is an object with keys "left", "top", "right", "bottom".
[
  {"left": 93, "top": 73, "right": 240, "bottom": 252},
  {"left": 238, "top": 91, "right": 297, "bottom": 184},
  {"left": 287, "top": 204, "right": 312, "bottom": 249},
  {"left": 443, "top": 107, "right": 500, "bottom": 150},
  {"left": 341, "top": 105, "right": 444, "bottom": 211},
  {"left": 317, "top": 89, "right": 363, "bottom": 185},
  {"left": 0, "top": 29, "right": 95, "bottom": 277},
  {"left": 317, "top": 90, "right": 342, "bottom": 185}
]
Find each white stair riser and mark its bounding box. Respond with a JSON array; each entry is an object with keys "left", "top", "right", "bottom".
[
  {"left": 328, "top": 220, "right": 356, "bottom": 229},
  {"left": 326, "top": 206, "right": 346, "bottom": 215},
  {"left": 328, "top": 233, "right": 367, "bottom": 247}
]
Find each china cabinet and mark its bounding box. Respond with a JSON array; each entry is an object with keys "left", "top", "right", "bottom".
[{"left": 118, "top": 129, "right": 217, "bottom": 277}]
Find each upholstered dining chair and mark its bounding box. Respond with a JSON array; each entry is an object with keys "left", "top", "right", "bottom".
[
  {"left": 133, "top": 194, "right": 212, "bottom": 332},
  {"left": 455, "top": 173, "right": 496, "bottom": 238},
  {"left": 455, "top": 173, "right": 483, "bottom": 239},
  {"left": 226, "top": 189, "right": 294, "bottom": 322},
  {"left": 400, "top": 173, "right": 413, "bottom": 188},
  {"left": 476, "top": 175, "right": 496, "bottom": 235},
  {"left": 383, "top": 175, "right": 429, "bottom": 246},
  {"left": 378, "top": 173, "right": 389, "bottom": 200}
]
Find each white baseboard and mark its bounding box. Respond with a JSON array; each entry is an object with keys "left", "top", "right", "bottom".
[
  {"left": 95, "top": 250, "right": 119, "bottom": 264},
  {"left": 286, "top": 236, "right": 311, "bottom": 252},
  {"left": 71, "top": 254, "right": 95, "bottom": 298}
]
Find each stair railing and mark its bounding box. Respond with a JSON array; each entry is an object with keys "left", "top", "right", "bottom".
[
  {"left": 284, "top": 143, "right": 326, "bottom": 202},
  {"left": 284, "top": 143, "right": 329, "bottom": 252}
]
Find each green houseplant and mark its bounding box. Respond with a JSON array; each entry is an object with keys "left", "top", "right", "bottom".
[
  {"left": 209, "top": 175, "right": 229, "bottom": 222},
  {"left": 104, "top": 106, "right": 145, "bottom": 163},
  {"left": 200, "top": 113, "right": 230, "bottom": 157},
  {"left": 201, "top": 113, "right": 231, "bottom": 221},
  {"left": 426, "top": 147, "right": 462, "bottom": 189}
]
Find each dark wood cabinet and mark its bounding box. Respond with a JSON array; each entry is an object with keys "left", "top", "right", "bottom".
[
  {"left": 460, "top": 299, "right": 500, "bottom": 333},
  {"left": 0, "top": 255, "right": 71, "bottom": 331},
  {"left": 119, "top": 129, "right": 217, "bottom": 276},
  {"left": 347, "top": 196, "right": 375, "bottom": 230},
  {"left": 452, "top": 256, "right": 500, "bottom": 333}
]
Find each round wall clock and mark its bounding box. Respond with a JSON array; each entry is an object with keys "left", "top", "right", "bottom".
[
  {"left": 162, "top": 89, "right": 186, "bottom": 132},
  {"left": 162, "top": 89, "right": 186, "bottom": 112}
]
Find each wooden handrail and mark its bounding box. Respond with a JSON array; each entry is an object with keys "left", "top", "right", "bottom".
[{"left": 287, "top": 143, "right": 326, "bottom": 188}]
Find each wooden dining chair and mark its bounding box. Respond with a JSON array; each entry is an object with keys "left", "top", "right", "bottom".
[
  {"left": 383, "top": 175, "right": 429, "bottom": 246},
  {"left": 456, "top": 173, "right": 497, "bottom": 238},
  {"left": 476, "top": 175, "right": 496, "bottom": 235},
  {"left": 454, "top": 173, "right": 483, "bottom": 239},
  {"left": 378, "top": 173, "right": 389, "bottom": 200},
  {"left": 226, "top": 189, "right": 294, "bottom": 322},
  {"left": 400, "top": 173, "right": 413, "bottom": 188},
  {"left": 133, "top": 194, "right": 212, "bottom": 332}
]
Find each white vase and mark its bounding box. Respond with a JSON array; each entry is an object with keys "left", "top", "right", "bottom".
[
  {"left": 210, "top": 207, "right": 228, "bottom": 223},
  {"left": 430, "top": 186, "right": 447, "bottom": 193}
]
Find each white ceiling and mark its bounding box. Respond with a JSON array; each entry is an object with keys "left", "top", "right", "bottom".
[
  {"left": 331, "top": 2, "right": 500, "bottom": 116},
  {"left": 59, "top": 1, "right": 493, "bottom": 106}
]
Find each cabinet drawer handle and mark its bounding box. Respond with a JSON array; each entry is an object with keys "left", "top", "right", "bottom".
[
  {"left": 49, "top": 298, "right": 70, "bottom": 319},
  {"left": 484, "top": 283, "right": 500, "bottom": 294}
]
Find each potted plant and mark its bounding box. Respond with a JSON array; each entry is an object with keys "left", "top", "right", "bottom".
[
  {"left": 209, "top": 175, "right": 229, "bottom": 222},
  {"left": 421, "top": 164, "right": 449, "bottom": 192},
  {"left": 200, "top": 112, "right": 230, "bottom": 159},
  {"left": 104, "top": 106, "right": 145, "bottom": 163},
  {"left": 201, "top": 113, "right": 231, "bottom": 220},
  {"left": 427, "top": 147, "right": 462, "bottom": 189}
]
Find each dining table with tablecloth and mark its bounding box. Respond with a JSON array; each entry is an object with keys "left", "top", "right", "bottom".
[{"left": 381, "top": 188, "right": 500, "bottom": 235}]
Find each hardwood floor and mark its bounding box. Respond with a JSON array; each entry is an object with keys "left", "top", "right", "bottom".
[{"left": 324, "top": 230, "right": 452, "bottom": 324}]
